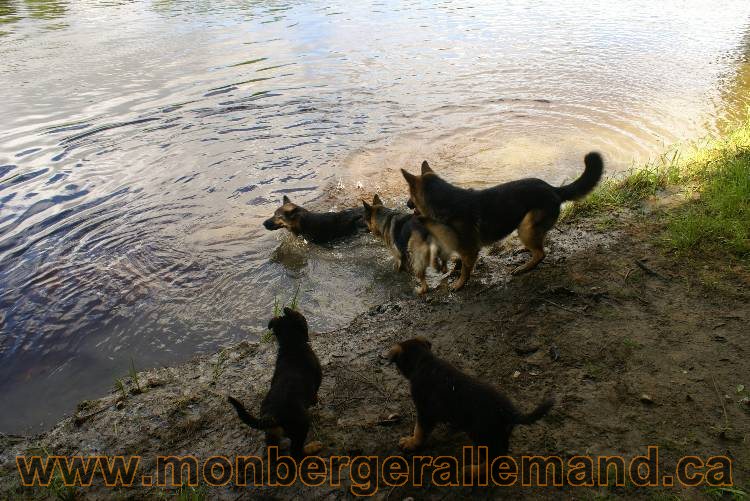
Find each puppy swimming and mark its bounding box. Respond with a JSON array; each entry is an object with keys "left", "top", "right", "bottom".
[
  {"left": 263, "top": 195, "right": 366, "bottom": 244},
  {"left": 362, "top": 194, "right": 449, "bottom": 294},
  {"left": 227, "top": 307, "right": 322, "bottom": 458},
  {"left": 387, "top": 337, "right": 553, "bottom": 459},
  {"left": 402, "top": 152, "right": 603, "bottom": 289}
]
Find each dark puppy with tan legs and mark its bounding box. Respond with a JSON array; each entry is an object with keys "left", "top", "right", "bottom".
[
  {"left": 402, "top": 152, "right": 603, "bottom": 289},
  {"left": 387, "top": 338, "right": 554, "bottom": 461},
  {"left": 263, "top": 195, "right": 366, "bottom": 244},
  {"left": 362, "top": 194, "right": 449, "bottom": 295},
  {"left": 227, "top": 307, "right": 322, "bottom": 458}
]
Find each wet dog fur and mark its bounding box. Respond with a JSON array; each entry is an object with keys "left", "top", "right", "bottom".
[
  {"left": 362, "top": 195, "right": 449, "bottom": 294},
  {"left": 263, "top": 195, "right": 366, "bottom": 244},
  {"left": 387, "top": 337, "right": 554, "bottom": 460},
  {"left": 227, "top": 307, "right": 323, "bottom": 458},
  {"left": 402, "top": 152, "right": 604, "bottom": 289}
]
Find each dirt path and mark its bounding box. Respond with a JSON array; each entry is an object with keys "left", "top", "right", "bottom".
[{"left": 1, "top": 212, "right": 748, "bottom": 500}]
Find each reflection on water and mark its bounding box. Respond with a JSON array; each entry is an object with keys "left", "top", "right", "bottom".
[{"left": 1, "top": 0, "right": 750, "bottom": 433}]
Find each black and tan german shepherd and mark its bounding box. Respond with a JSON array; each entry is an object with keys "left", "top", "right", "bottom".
[
  {"left": 227, "top": 307, "right": 322, "bottom": 458},
  {"left": 387, "top": 337, "right": 554, "bottom": 462},
  {"left": 362, "top": 195, "right": 449, "bottom": 295},
  {"left": 401, "top": 152, "right": 603, "bottom": 289},
  {"left": 263, "top": 195, "right": 366, "bottom": 244}
]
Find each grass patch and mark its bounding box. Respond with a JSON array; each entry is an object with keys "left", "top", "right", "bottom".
[
  {"left": 562, "top": 119, "right": 750, "bottom": 263},
  {"left": 665, "top": 146, "right": 749, "bottom": 259}
]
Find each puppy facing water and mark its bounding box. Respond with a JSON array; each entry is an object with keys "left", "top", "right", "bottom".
[
  {"left": 227, "top": 307, "right": 322, "bottom": 458},
  {"left": 402, "top": 153, "right": 604, "bottom": 289},
  {"left": 387, "top": 337, "right": 554, "bottom": 458},
  {"left": 263, "top": 195, "right": 366, "bottom": 244},
  {"left": 362, "top": 194, "right": 449, "bottom": 295}
]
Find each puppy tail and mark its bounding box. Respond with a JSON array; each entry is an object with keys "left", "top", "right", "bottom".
[
  {"left": 556, "top": 152, "right": 603, "bottom": 201},
  {"left": 227, "top": 396, "right": 276, "bottom": 430},
  {"left": 514, "top": 396, "right": 554, "bottom": 425}
]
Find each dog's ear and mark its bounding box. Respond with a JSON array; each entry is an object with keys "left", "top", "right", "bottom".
[
  {"left": 415, "top": 336, "right": 432, "bottom": 350},
  {"left": 421, "top": 161, "right": 433, "bottom": 174},
  {"left": 401, "top": 169, "right": 417, "bottom": 186},
  {"left": 362, "top": 199, "right": 372, "bottom": 212},
  {"left": 283, "top": 195, "right": 291, "bottom": 205},
  {"left": 372, "top": 194, "right": 383, "bottom": 206}
]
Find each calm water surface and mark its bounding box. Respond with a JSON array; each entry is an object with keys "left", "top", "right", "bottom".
[{"left": 1, "top": 0, "right": 749, "bottom": 432}]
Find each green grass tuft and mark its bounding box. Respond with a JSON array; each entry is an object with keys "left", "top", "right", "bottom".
[
  {"left": 665, "top": 147, "right": 750, "bottom": 259},
  {"left": 261, "top": 283, "right": 302, "bottom": 343},
  {"left": 128, "top": 358, "right": 141, "bottom": 394}
]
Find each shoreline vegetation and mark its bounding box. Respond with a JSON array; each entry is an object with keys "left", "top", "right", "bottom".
[
  {"left": 562, "top": 120, "right": 749, "bottom": 262},
  {"left": 1, "top": 122, "right": 749, "bottom": 500}
]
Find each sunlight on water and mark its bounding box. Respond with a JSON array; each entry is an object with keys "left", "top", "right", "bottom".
[{"left": 1, "top": 0, "right": 749, "bottom": 432}]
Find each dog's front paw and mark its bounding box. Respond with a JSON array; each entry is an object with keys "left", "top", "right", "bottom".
[
  {"left": 398, "top": 435, "right": 421, "bottom": 451},
  {"left": 450, "top": 279, "right": 466, "bottom": 291}
]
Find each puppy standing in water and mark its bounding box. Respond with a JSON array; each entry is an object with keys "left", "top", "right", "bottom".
[
  {"left": 227, "top": 307, "right": 323, "bottom": 458},
  {"left": 402, "top": 152, "right": 604, "bottom": 289},
  {"left": 387, "top": 338, "right": 553, "bottom": 461},
  {"left": 362, "top": 194, "right": 449, "bottom": 295},
  {"left": 263, "top": 195, "right": 366, "bottom": 244}
]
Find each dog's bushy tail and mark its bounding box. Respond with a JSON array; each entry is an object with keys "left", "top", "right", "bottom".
[
  {"left": 514, "top": 396, "right": 555, "bottom": 425},
  {"left": 227, "top": 396, "right": 276, "bottom": 430},
  {"left": 556, "top": 152, "right": 603, "bottom": 201}
]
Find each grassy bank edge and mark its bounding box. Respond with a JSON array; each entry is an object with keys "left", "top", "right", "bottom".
[{"left": 561, "top": 121, "right": 750, "bottom": 262}]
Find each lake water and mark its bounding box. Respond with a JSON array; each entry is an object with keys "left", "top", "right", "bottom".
[{"left": 1, "top": 0, "right": 749, "bottom": 433}]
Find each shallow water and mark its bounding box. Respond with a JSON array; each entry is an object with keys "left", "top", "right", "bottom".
[{"left": 1, "top": 0, "right": 749, "bottom": 433}]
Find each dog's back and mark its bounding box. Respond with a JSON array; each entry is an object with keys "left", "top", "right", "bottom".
[
  {"left": 262, "top": 337, "right": 321, "bottom": 418},
  {"left": 297, "top": 207, "right": 366, "bottom": 243}
]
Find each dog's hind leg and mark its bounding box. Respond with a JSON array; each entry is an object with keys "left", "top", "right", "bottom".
[
  {"left": 451, "top": 250, "right": 477, "bottom": 290},
  {"left": 415, "top": 269, "right": 428, "bottom": 295},
  {"left": 287, "top": 414, "right": 322, "bottom": 458},
  {"left": 513, "top": 209, "right": 557, "bottom": 275}
]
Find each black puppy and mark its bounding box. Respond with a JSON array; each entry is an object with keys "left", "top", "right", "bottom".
[
  {"left": 228, "top": 307, "right": 323, "bottom": 458},
  {"left": 387, "top": 337, "right": 553, "bottom": 458},
  {"left": 263, "top": 195, "right": 366, "bottom": 244}
]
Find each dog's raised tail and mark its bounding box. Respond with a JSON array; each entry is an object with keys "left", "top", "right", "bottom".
[
  {"left": 556, "top": 152, "right": 603, "bottom": 201},
  {"left": 514, "top": 396, "right": 555, "bottom": 425},
  {"left": 227, "top": 396, "right": 276, "bottom": 430}
]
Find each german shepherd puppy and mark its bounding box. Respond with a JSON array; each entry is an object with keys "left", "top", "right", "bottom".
[
  {"left": 362, "top": 194, "right": 449, "bottom": 295},
  {"left": 263, "top": 195, "right": 366, "bottom": 244},
  {"left": 387, "top": 337, "right": 554, "bottom": 459},
  {"left": 401, "top": 152, "right": 604, "bottom": 289},
  {"left": 227, "top": 307, "right": 322, "bottom": 458}
]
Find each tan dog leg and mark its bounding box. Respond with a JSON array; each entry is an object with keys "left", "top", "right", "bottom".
[
  {"left": 513, "top": 211, "right": 547, "bottom": 275},
  {"left": 398, "top": 421, "right": 426, "bottom": 451},
  {"left": 451, "top": 251, "right": 477, "bottom": 290}
]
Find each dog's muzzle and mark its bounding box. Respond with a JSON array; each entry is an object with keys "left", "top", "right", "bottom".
[
  {"left": 263, "top": 218, "right": 282, "bottom": 230},
  {"left": 406, "top": 198, "right": 415, "bottom": 209}
]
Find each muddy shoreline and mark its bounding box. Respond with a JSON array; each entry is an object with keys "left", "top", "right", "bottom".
[{"left": 1, "top": 209, "right": 748, "bottom": 500}]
